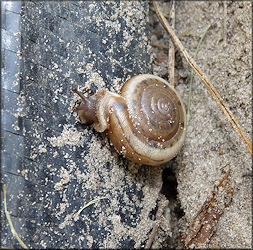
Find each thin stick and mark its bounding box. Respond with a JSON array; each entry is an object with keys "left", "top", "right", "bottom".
[
  {"left": 145, "top": 223, "right": 159, "bottom": 249},
  {"left": 75, "top": 196, "right": 107, "bottom": 217},
  {"left": 168, "top": 0, "right": 175, "bottom": 86},
  {"left": 223, "top": 1, "right": 227, "bottom": 46},
  {"left": 3, "top": 184, "right": 28, "bottom": 249},
  {"left": 153, "top": 1, "right": 252, "bottom": 155},
  {"left": 187, "top": 24, "right": 211, "bottom": 122}
]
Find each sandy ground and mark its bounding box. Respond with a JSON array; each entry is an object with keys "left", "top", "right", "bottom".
[{"left": 149, "top": 1, "right": 252, "bottom": 248}]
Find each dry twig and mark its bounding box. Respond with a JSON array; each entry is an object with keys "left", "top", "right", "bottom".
[
  {"left": 223, "top": 1, "right": 227, "bottom": 46},
  {"left": 187, "top": 24, "right": 211, "bottom": 122},
  {"left": 74, "top": 196, "right": 107, "bottom": 220},
  {"left": 168, "top": 1, "right": 175, "bottom": 86},
  {"left": 182, "top": 170, "right": 234, "bottom": 248},
  {"left": 153, "top": 1, "right": 252, "bottom": 155},
  {"left": 3, "top": 184, "right": 28, "bottom": 249}
]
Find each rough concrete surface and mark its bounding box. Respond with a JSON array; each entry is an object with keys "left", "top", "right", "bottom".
[
  {"left": 1, "top": 1, "right": 252, "bottom": 249},
  {"left": 2, "top": 1, "right": 163, "bottom": 249}
]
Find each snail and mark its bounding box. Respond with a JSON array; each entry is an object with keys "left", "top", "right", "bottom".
[{"left": 72, "top": 74, "right": 187, "bottom": 166}]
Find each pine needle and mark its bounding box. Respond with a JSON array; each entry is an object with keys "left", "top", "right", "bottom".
[
  {"left": 3, "top": 184, "right": 28, "bottom": 249},
  {"left": 153, "top": 1, "right": 252, "bottom": 155},
  {"left": 187, "top": 24, "right": 211, "bottom": 122}
]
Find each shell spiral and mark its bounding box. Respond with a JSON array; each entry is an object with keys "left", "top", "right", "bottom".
[{"left": 108, "top": 74, "right": 187, "bottom": 166}]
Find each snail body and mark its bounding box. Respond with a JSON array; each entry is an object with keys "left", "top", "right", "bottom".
[{"left": 72, "top": 74, "right": 186, "bottom": 166}]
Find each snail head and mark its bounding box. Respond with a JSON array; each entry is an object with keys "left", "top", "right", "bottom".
[{"left": 72, "top": 88, "right": 98, "bottom": 124}]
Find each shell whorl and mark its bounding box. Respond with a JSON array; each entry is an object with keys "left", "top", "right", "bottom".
[{"left": 108, "top": 74, "right": 187, "bottom": 165}]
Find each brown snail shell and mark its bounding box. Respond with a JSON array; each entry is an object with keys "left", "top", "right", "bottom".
[{"left": 72, "top": 74, "right": 187, "bottom": 166}]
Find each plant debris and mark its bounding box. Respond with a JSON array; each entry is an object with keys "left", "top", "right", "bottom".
[{"left": 182, "top": 170, "right": 234, "bottom": 248}]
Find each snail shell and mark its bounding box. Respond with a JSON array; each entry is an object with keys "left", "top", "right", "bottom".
[{"left": 72, "top": 74, "right": 187, "bottom": 166}]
